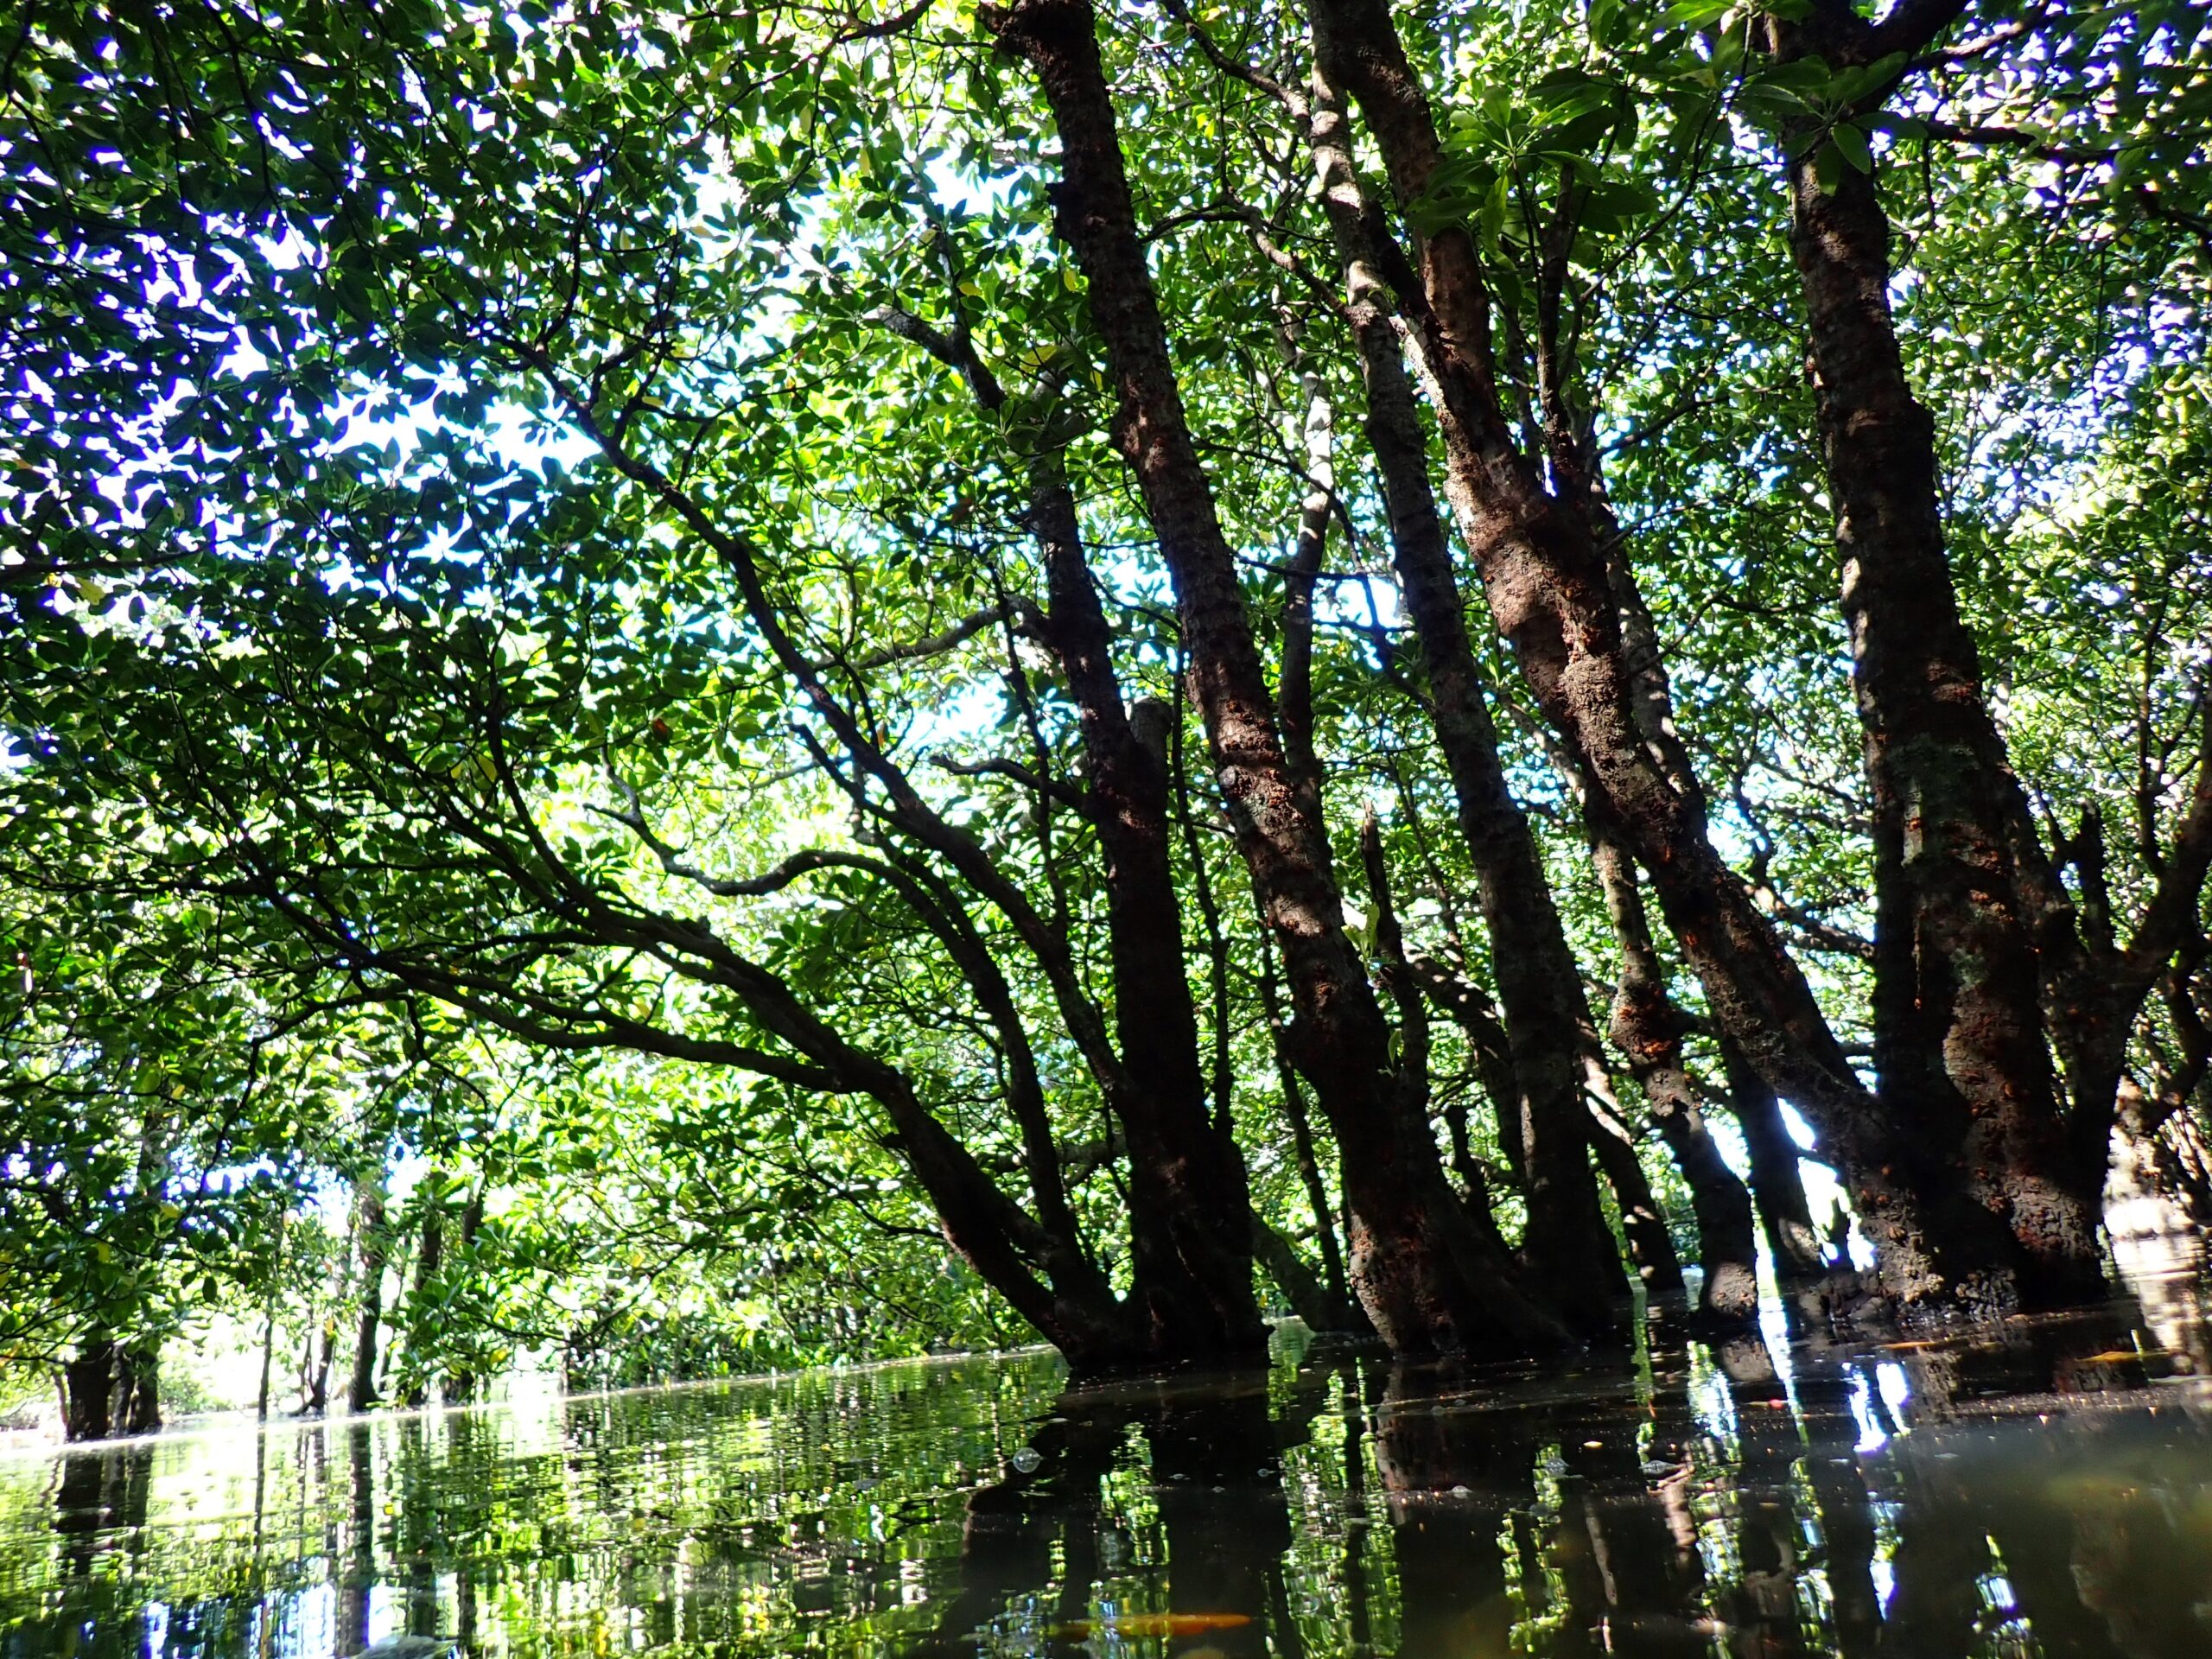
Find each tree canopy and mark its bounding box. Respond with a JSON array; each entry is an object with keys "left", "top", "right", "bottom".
[{"left": 3, "top": 0, "right": 2209, "bottom": 1431}]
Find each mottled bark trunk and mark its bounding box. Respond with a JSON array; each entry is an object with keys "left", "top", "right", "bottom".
[
  {"left": 1307, "top": 73, "right": 1626, "bottom": 1337},
  {"left": 1777, "top": 8, "right": 2102, "bottom": 1306},
  {"left": 1590, "top": 829, "right": 1762, "bottom": 1328},
  {"left": 346, "top": 1179, "right": 387, "bottom": 1414},
  {"left": 1307, "top": 0, "right": 2047, "bottom": 1322},
  {"left": 988, "top": 0, "right": 1567, "bottom": 1357}
]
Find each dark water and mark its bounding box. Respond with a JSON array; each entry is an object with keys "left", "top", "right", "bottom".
[{"left": 9, "top": 1308, "right": 2212, "bottom": 1659}]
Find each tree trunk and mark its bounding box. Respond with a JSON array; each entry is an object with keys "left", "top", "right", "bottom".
[
  {"left": 1306, "top": 0, "right": 2043, "bottom": 1323},
  {"left": 304, "top": 1319, "right": 334, "bottom": 1415},
  {"left": 1258, "top": 939, "right": 1369, "bottom": 1335},
  {"left": 1249, "top": 1213, "right": 1336, "bottom": 1332},
  {"left": 1305, "top": 71, "right": 1628, "bottom": 1338},
  {"left": 874, "top": 296, "right": 1265, "bottom": 1365},
  {"left": 987, "top": 0, "right": 1567, "bottom": 1357},
  {"left": 1772, "top": 4, "right": 2104, "bottom": 1308},
  {"left": 1031, "top": 478, "right": 1262, "bottom": 1360},
  {"left": 60, "top": 1338, "right": 116, "bottom": 1443},
  {"left": 1721, "top": 1039, "right": 1827, "bottom": 1287},
  {"left": 1590, "top": 829, "right": 1762, "bottom": 1329},
  {"left": 444, "top": 1194, "right": 485, "bottom": 1403},
  {"left": 401, "top": 1206, "right": 443, "bottom": 1408},
  {"left": 110, "top": 1345, "right": 160, "bottom": 1434},
  {"left": 1579, "top": 1066, "right": 1688, "bottom": 1300},
  {"left": 346, "top": 1177, "right": 387, "bottom": 1414}
]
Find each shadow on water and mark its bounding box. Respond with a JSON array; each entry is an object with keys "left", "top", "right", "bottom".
[{"left": 10, "top": 1291, "right": 2212, "bottom": 1658}]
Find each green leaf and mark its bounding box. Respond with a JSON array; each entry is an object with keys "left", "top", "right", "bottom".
[
  {"left": 1831, "top": 120, "right": 1873, "bottom": 175},
  {"left": 1813, "top": 137, "right": 1846, "bottom": 194}
]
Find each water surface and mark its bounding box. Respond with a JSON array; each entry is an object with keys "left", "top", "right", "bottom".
[{"left": 8, "top": 1308, "right": 2212, "bottom": 1659}]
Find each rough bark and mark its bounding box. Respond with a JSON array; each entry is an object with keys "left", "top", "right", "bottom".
[
  {"left": 987, "top": 0, "right": 1567, "bottom": 1357},
  {"left": 1773, "top": 3, "right": 2103, "bottom": 1307},
  {"left": 1306, "top": 70, "right": 1627, "bottom": 1337},
  {"left": 1306, "top": 0, "right": 2064, "bottom": 1322}
]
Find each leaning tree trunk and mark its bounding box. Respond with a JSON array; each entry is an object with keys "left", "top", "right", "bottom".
[
  {"left": 986, "top": 0, "right": 1567, "bottom": 1357},
  {"left": 1304, "top": 71, "right": 1628, "bottom": 1337},
  {"left": 1305, "top": 0, "right": 2042, "bottom": 1324}
]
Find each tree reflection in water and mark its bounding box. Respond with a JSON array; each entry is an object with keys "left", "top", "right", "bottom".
[{"left": 8, "top": 1309, "right": 2212, "bottom": 1659}]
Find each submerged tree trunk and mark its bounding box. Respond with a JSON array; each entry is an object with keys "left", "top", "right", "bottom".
[
  {"left": 1303, "top": 71, "right": 1627, "bottom": 1338},
  {"left": 346, "top": 1176, "right": 387, "bottom": 1415},
  {"left": 1770, "top": 3, "right": 2104, "bottom": 1310},
  {"left": 1589, "top": 829, "right": 1762, "bottom": 1329},
  {"left": 60, "top": 1338, "right": 117, "bottom": 1443},
  {"left": 988, "top": 0, "right": 1567, "bottom": 1357},
  {"left": 1306, "top": 0, "right": 2079, "bottom": 1324}
]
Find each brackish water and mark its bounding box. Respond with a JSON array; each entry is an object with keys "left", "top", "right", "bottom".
[{"left": 8, "top": 1306, "right": 2212, "bottom": 1659}]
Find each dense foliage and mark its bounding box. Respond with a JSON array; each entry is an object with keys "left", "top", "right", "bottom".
[{"left": 3, "top": 0, "right": 2209, "bottom": 1429}]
